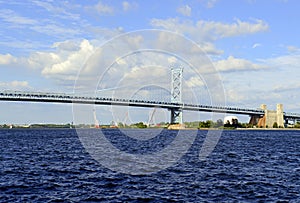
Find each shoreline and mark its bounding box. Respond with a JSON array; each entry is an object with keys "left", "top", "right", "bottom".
[
  {"left": 235, "top": 128, "right": 300, "bottom": 131},
  {"left": 2, "top": 127, "right": 300, "bottom": 131}
]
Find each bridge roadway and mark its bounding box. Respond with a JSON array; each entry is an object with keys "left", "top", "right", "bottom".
[{"left": 1, "top": 90, "right": 300, "bottom": 119}]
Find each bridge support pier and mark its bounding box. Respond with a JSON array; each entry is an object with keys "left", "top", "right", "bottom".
[
  {"left": 249, "top": 115, "right": 262, "bottom": 126},
  {"left": 170, "top": 108, "right": 182, "bottom": 124},
  {"left": 252, "top": 104, "right": 285, "bottom": 128}
]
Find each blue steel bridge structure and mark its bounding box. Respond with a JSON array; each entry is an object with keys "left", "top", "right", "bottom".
[{"left": 1, "top": 90, "right": 300, "bottom": 124}]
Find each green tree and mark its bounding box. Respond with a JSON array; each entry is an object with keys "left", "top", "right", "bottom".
[
  {"left": 135, "top": 122, "right": 147, "bottom": 128},
  {"left": 198, "top": 120, "right": 214, "bottom": 128},
  {"left": 199, "top": 121, "right": 207, "bottom": 128},
  {"left": 224, "top": 120, "right": 231, "bottom": 128},
  {"left": 215, "top": 119, "right": 223, "bottom": 128},
  {"left": 273, "top": 122, "right": 278, "bottom": 128},
  {"left": 294, "top": 122, "right": 300, "bottom": 128},
  {"left": 118, "top": 122, "right": 124, "bottom": 128}
]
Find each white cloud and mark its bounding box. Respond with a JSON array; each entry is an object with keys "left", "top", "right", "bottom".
[
  {"left": 186, "top": 76, "right": 204, "bottom": 88},
  {"left": 151, "top": 18, "right": 269, "bottom": 41},
  {"left": 200, "top": 42, "right": 224, "bottom": 55},
  {"left": 287, "top": 45, "right": 299, "bottom": 53},
  {"left": 0, "top": 9, "right": 38, "bottom": 25},
  {"left": 198, "top": 18, "right": 268, "bottom": 38},
  {"left": 32, "top": 0, "right": 80, "bottom": 20},
  {"left": 31, "top": 24, "right": 82, "bottom": 38},
  {"left": 225, "top": 89, "right": 247, "bottom": 104},
  {"left": 23, "top": 34, "right": 147, "bottom": 90},
  {"left": 151, "top": 18, "right": 191, "bottom": 34},
  {"left": 177, "top": 5, "right": 192, "bottom": 17},
  {"left": 41, "top": 39, "right": 94, "bottom": 76},
  {"left": 52, "top": 40, "right": 80, "bottom": 51},
  {"left": 213, "top": 56, "right": 267, "bottom": 72},
  {"left": 167, "top": 56, "right": 177, "bottom": 64},
  {"left": 0, "top": 80, "right": 31, "bottom": 90},
  {"left": 274, "top": 83, "right": 300, "bottom": 93},
  {"left": 28, "top": 52, "right": 61, "bottom": 70},
  {"left": 155, "top": 30, "right": 203, "bottom": 54},
  {"left": 252, "top": 43, "right": 261, "bottom": 48},
  {"left": 262, "top": 52, "right": 300, "bottom": 67},
  {"left": 16, "top": 38, "right": 96, "bottom": 89},
  {"left": 90, "top": 1, "right": 114, "bottom": 15},
  {"left": 0, "top": 53, "right": 17, "bottom": 65},
  {"left": 155, "top": 31, "right": 223, "bottom": 55},
  {"left": 122, "top": 1, "right": 130, "bottom": 11},
  {"left": 150, "top": 18, "right": 268, "bottom": 56},
  {"left": 205, "top": 0, "right": 218, "bottom": 8},
  {"left": 123, "top": 65, "right": 168, "bottom": 82},
  {"left": 218, "top": 51, "right": 300, "bottom": 111},
  {"left": 122, "top": 1, "right": 138, "bottom": 12}
]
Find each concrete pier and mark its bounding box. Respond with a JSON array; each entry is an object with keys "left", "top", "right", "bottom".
[{"left": 254, "top": 104, "right": 284, "bottom": 128}]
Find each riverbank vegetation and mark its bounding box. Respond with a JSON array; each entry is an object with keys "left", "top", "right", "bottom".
[{"left": 1, "top": 121, "right": 300, "bottom": 129}]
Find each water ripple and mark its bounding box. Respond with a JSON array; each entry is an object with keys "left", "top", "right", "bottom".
[{"left": 1, "top": 129, "right": 300, "bottom": 202}]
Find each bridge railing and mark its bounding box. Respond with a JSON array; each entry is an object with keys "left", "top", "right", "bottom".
[
  {"left": 284, "top": 112, "right": 300, "bottom": 119},
  {"left": 2, "top": 90, "right": 298, "bottom": 117}
]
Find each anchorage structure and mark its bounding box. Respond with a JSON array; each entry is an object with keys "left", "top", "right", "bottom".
[{"left": 170, "top": 66, "right": 183, "bottom": 124}]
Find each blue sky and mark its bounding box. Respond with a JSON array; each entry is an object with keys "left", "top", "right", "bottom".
[{"left": 0, "top": 0, "right": 300, "bottom": 124}]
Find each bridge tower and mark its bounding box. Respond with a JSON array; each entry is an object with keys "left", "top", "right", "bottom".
[{"left": 170, "top": 66, "right": 183, "bottom": 124}]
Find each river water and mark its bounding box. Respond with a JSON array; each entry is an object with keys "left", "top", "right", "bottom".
[{"left": 0, "top": 129, "right": 299, "bottom": 202}]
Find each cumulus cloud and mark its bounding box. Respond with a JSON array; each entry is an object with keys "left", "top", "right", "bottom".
[
  {"left": 200, "top": 42, "right": 224, "bottom": 55},
  {"left": 149, "top": 30, "right": 222, "bottom": 59},
  {"left": 28, "top": 52, "right": 61, "bottom": 70},
  {"left": 185, "top": 76, "right": 205, "bottom": 88},
  {"left": 41, "top": 39, "right": 94, "bottom": 76},
  {"left": 123, "top": 65, "right": 168, "bottom": 83},
  {"left": 155, "top": 30, "right": 203, "bottom": 54},
  {"left": 17, "top": 38, "right": 96, "bottom": 90},
  {"left": 150, "top": 18, "right": 268, "bottom": 56},
  {"left": 0, "top": 53, "right": 17, "bottom": 65},
  {"left": 1, "top": 29, "right": 268, "bottom": 96},
  {"left": 213, "top": 19, "right": 268, "bottom": 37},
  {"left": 213, "top": 56, "right": 267, "bottom": 72},
  {"left": 52, "top": 40, "right": 80, "bottom": 51},
  {"left": 0, "top": 80, "right": 31, "bottom": 90},
  {"left": 24, "top": 34, "right": 147, "bottom": 90},
  {"left": 177, "top": 5, "right": 192, "bottom": 17}
]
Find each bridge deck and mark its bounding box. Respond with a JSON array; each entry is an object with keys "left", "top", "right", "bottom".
[{"left": 0, "top": 91, "right": 299, "bottom": 119}]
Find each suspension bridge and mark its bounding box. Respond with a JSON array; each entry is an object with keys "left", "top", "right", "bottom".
[{"left": 0, "top": 67, "right": 300, "bottom": 127}]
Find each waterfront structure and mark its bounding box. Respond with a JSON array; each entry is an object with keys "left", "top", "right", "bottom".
[{"left": 255, "top": 104, "right": 284, "bottom": 128}]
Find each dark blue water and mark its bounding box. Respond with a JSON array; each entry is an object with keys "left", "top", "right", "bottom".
[{"left": 1, "top": 129, "right": 300, "bottom": 202}]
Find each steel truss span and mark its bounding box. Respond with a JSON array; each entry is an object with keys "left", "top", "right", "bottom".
[{"left": 0, "top": 90, "right": 300, "bottom": 119}]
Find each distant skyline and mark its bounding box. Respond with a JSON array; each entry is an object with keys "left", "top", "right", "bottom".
[{"left": 1, "top": 0, "right": 300, "bottom": 124}]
